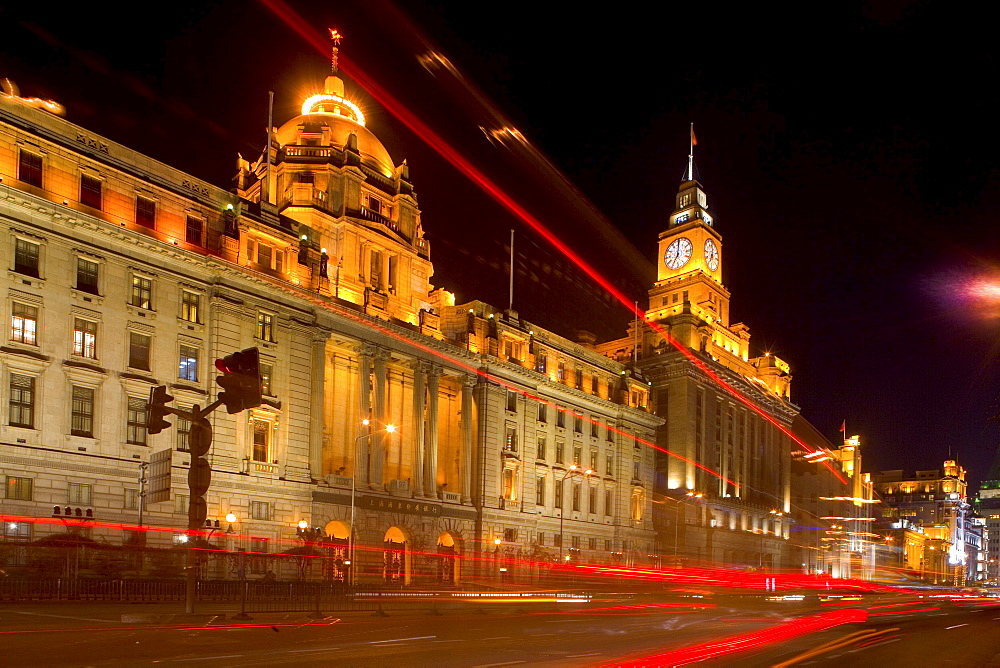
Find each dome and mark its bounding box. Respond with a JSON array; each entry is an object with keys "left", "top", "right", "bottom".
[{"left": 275, "top": 112, "right": 395, "bottom": 177}]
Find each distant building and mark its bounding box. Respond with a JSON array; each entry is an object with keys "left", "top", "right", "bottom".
[
  {"left": 875, "top": 460, "right": 971, "bottom": 585},
  {"left": 974, "top": 447, "right": 1000, "bottom": 584}
]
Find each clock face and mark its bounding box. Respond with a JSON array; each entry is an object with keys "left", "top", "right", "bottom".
[
  {"left": 704, "top": 239, "right": 719, "bottom": 271},
  {"left": 664, "top": 237, "right": 693, "bottom": 270}
]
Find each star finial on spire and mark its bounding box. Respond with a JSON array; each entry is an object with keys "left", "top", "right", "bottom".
[{"left": 330, "top": 28, "right": 343, "bottom": 73}]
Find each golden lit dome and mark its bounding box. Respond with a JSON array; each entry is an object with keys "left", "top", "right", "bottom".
[{"left": 275, "top": 110, "right": 395, "bottom": 177}]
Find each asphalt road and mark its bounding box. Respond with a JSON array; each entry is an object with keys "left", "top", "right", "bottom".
[{"left": 2, "top": 598, "right": 999, "bottom": 666}]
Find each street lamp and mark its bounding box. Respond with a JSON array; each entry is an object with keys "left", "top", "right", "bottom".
[
  {"left": 558, "top": 464, "right": 595, "bottom": 563},
  {"left": 672, "top": 491, "right": 704, "bottom": 560},
  {"left": 349, "top": 421, "right": 396, "bottom": 584}
]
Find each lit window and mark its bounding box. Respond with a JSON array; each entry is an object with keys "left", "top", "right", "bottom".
[
  {"left": 502, "top": 468, "right": 516, "bottom": 500},
  {"left": 631, "top": 489, "right": 644, "bottom": 521},
  {"left": 260, "top": 362, "right": 273, "bottom": 397},
  {"left": 8, "top": 374, "right": 35, "bottom": 428},
  {"left": 136, "top": 196, "right": 156, "bottom": 228},
  {"left": 128, "top": 332, "right": 151, "bottom": 371},
  {"left": 573, "top": 445, "right": 582, "bottom": 466},
  {"left": 10, "top": 302, "right": 38, "bottom": 345},
  {"left": 18, "top": 150, "right": 43, "bottom": 187},
  {"left": 536, "top": 437, "right": 546, "bottom": 461},
  {"left": 80, "top": 174, "right": 102, "bottom": 209},
  {"left": 178, "top": 345, "right": 199, "bottom": 382},
  {"left": 127, "top": 397, "right": 147, "bottom": 445},
  {"left": 185, "top": 216, "right": 203, "bottom": 245},
  {"left": 13, "top": 239, "right": 40, "bottom": 278},
  {"left": 591, "top": 374, "right": 599, "bottom": 395},
  {"left": 535, "top": 351, "right": 547, "bottom": 373},
  {"left": 181, "top": 291, "right": 200, "bottom": 323},
  {"left": 575, "top": 367, "right": 583, "bottom": 390},
  {"left": 250, "top": 500, "right": 271, "bottom": 521},
  {"left": 131, "top": 276, "right": 152, "bottom": 309},
  {"left": 555, "top": 440, "right": 565, "bottom": 464},
  {"left": 71, "top": 386, "right": 95, "bottom": 437},
  {"left": 6, "top": 476, "right": 33, "bottom": 500},
  {"left": 76, "top": 258, "right": 99, "bottom": 294},
  {"left": 69, "top": 482, "right": 92, "bottom": 505},
  {"left": 557, "top": 362, "right": 565, "bottom": 381},
  {"left": 256, "top": 312, "right": 274, "bottom": 342},
  {"left": 252, "top": 419, "right": 270, "bottom": 462},
  {"left": 589, "top": 486, "right": 597, "bottom": 514},
  {"left": 590, "top": 448, "right": 598, "bottom": 469},
  {"left": 536, "top": 476, "right": 545, "bottom": 505},
  {"left": 73, "top": 318, "right": 97, "bottom": 359},
  {"left": 504, "top": 426, "right": 518, "bottom": 453}
]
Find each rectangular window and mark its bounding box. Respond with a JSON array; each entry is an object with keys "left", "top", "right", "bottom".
[
  {"left": 606, "top": 453, "right": 614, "bottom": 476},
  {"left": 556, "top": 440, "right": 565, "bottom": 464},
  {"left": 555, "top": 481, "right": 564, "bottom": 509},
  {"left": 537, "top": 532, "right": 545, "bottom": 546},
  {"left": 71, "top": 386, "right": 95, "bottom": 437},
  {"left": 124, "top": 488, "right": 139, "bottom": 510},
  {"left": 555, "top": 534, "right": 563, "bottom": 548},
  {"left": 504, "top": 426, "right": 518, "bottom": 453},
  {"left": 573, "top": 445, "right": 582, "bottom": 466},
  {"left": 572, "top": 536, "right": 580, "bottom": 549},
  {"left": 10, "top": 302, "right": 38, "bottom": 345},
  {"left": 574, "top": 414, "right": 583, "bottom": 433},
  {"left": 633, "top": 460, "right": 641, "bottom": 481},
  {"left": 8, "top": 374, "right": 34, "bottom": 428},
  {"left": 605, "top": 489, "right": 613, "bottom": 516},
  {"left": 257, "top": 312, "right": 274, "bottom": 342},
  {"left": 136, "top": 196, "right": 156, "bottom": 228},
  {"left": 68, "top": 482, "right": 92, "bottom": 505},
  {"left": 76, "top": 258, "right": 99, "bottom": 294},
  {"left": 572, "top": 483, "right": 581, "bottom": 511},
  {"left": 181, "top": 291, "right": 200, "bottom": 323},
  {"left": 6, "top": 476, "right": 33, "bottom": 500},
  {"left": 506, "top": 390, "right": 517, "bottom": 412},
  {"left": 535, "top": 351, "right": 547, "bottom": 374},
  {"left": 252, "top": 419, "right": 270, "bottom": 462},
  {"left": 131, "top": 276, "right": 152, "bottom": 309},
  {"left": 72, "top": 318, "right": 97, "bottom": 358},
  {"left": 18, "top": 150, "right": 43, "bottom": 187},
  {"left": 503, "top": 528, "right": 518, "bottom": 542},
  {"left": 589, "top": 486, "right": 597, "bottom": 514},
  {"left": 575, "top": 367, "right": 583, "bottom": 390},
  {"left": 185, "top": 216, "right": 204, "bottom": 245},
  {"left": 537, "top": 402, "right": 547, "bottom": 423},
  {"left": 178, "top": 345, "right": 199, "bottom": 382},
  {"left": 80, "top": 174, "right": 102, "bottom": 209},
  {"left": 128, "top": 332, "right": 151, "bottom": 371},
  {"left": 607, "top": 422, "right": 615, "bottom": 442},
  {"left": 605, "top": 539, "right": 612, "bottom": 552},
  {"left": 590, "top": 448, "right": 598, "bottom": 469},
  {"left": 258, "top": 243, "right": 272, "bottom": 268},
  {"left": 536, "top": 437, "right": 546, "bottom": 461},
  {"left": 175, "top": 494, "right": 189, "bottom": 515},
  {"left": 501, "top": 468, "right": 516, "bottom": 500},
  {"left": 588, "top": 537, "right": 597, "bottom": 551},
  {"left": 250, "top": 500, "right": 271, "bottom": 521},
  {"left": 176, "top": 416, "right": 191, "bottom": 451},
  {"left": 260, "top": 362, "right": 273, "bottom": 397},
  {"left": 536, "top": 477, "right": 545, "bottom": 505},
  {"left": 127, "top": 397, "right": 147, "bottom": 445},
  {"left": 592, "top": 374, "right": 599, "bottom": 395},
  {"left": 556, "top": 409, "right": 565, "bottom": 429},
  {"left": 14, "top": 239, "right": 40, "bottom": 278},
  {"left": 557, "top": 362, "right": 565, "bottom": 381}
]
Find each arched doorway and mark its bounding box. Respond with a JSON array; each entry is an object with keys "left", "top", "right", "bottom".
[
  {"left": 322, "top": 520, "right": 351, "bottom": 582},
  {"left": 383, "top": 526, "right": 408, "bottom": 584},
  {"left": 437, "top": 532, "right": 460, "bottom": 584}
]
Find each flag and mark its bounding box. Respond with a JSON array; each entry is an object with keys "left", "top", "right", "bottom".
[
  {"left": 838, "top": 420, "right": 845, "bottom": 433},
  {"left": 690, "top": 124, "right": 698, "bottom": 146}
]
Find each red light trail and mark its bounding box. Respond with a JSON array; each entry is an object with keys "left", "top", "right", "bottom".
[{"left": 257, "top": 0, "right": 846, "bottom": 485}]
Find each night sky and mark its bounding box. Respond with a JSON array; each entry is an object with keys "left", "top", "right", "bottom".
[{"left": 4, "top": 1, "right": 1000, "bottom": 486}]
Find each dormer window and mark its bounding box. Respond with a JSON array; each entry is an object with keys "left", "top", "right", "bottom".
[{"left": 366, "top": 194, "right": 383, "bottom": 215}]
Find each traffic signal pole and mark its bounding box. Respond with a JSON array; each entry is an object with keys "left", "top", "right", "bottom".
[{"left": 145, "top": 347, "right": 279, "bottom": 615}]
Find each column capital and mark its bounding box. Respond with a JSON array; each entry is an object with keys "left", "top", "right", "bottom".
[{"left": 410, "top": 358, "right": 433, "bottom": 374}]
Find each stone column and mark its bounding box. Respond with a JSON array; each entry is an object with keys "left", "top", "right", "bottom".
[
  {"left": 308, "top": 332, "right": 329, "bottom": 480},
  {"left": 460, "top": 374, "right": 475, "bottom": 502},
  {"left": 411, "top": 360, "right": 427, "bottom": 497},
  {"left": 370, "top": 347, "right": 389, "bottom": 487},
  {"left": 357, "top": 343, "right": 374, "bottom": 484},
  {"left": 423, "top": 366, "right": 441, "bottom": 497}
]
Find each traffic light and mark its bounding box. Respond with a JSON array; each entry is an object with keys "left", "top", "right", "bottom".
[
  {"left": 215, "top": 347, "right": 262, "bottom": 414},
  {"left": 146, "top": 385, "right": 174, "bottom": 435}
]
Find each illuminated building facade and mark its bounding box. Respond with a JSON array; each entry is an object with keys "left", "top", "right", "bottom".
[
  {"left": 0, "top": 50, "right": 658, "bottom": 582},
  {"left": 875, "top": 460, "right": 971, "bottom": 584},
  {"left": 598, "top": 174, "right": 798, "bottom": 570},
  {"left": 974, "top": 450, "right": 1000, "bottom": 584}
]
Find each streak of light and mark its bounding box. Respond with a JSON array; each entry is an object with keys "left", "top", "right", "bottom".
[
  {"left": 771, "top": 627, "right": 899, "bottom": 668},
  {"left": 258, "top": 0, "right": 848, "bottom": 486},
  {"left": 868, "top": 607, "right": 940, "bottom": 616},
  {"left": 611, "top": 608, "right": 868, "bottom": 667}
]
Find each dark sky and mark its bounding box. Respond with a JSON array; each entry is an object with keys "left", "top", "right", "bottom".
[{"left": 4, "top": 1, "right": 1000, "bottom": 486}]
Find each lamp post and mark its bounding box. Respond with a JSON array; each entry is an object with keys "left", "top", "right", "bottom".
[
  {"left": 672, "top": 491, "right": 704, "bottom": 561},
  {"left": 227, "top": 513, "right": 252, "bottom": 621},
  {"left": 349, "top": 420, "right": 395, "bottom": 585},
  {"left": 558, "top": 464, "right": 595, "bottom": 564}
]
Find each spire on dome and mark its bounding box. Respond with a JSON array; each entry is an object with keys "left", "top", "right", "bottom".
[
  {"left": 684, "top": 122, "right": 699, "bottom": 182},
  {"left": 300, "top": 29, "right": 366, "bottom": 125},
  {"left": 330, "top": 28, "right": 342, "bottom": 74}
]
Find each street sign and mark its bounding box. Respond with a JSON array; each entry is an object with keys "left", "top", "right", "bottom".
[{"left": 146, "top": 448, "right": 173, "bottom": 504}]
